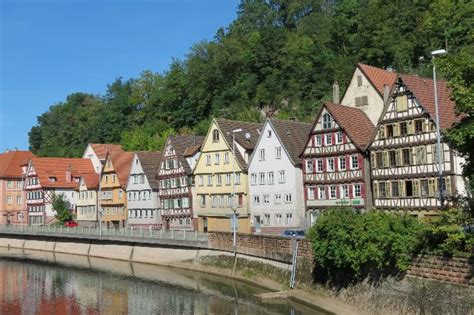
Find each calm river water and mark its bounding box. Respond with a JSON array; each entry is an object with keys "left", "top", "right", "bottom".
[{"left": 0, "top": 249, "right": 326, "bottom": 315}]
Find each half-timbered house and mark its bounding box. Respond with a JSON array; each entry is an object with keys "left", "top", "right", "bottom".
[
  {"left": 370, "top": 75, "right": 467, "bottom": 216},
  {"left": 157, "top": 136, "right": 203, "bottom": 230},
  {"left": 301, "top": 102, "right": 375, "bottom": 225},
  {"left": 76, "top": 173, "right": 99, "bottom": 227},
  {"left": 24, "top": 158, "right": 94, "bottom": 225}
]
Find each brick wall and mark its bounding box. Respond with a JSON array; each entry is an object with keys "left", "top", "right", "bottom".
[
  {"left": 208, "top": 232, "right": 313, "bottom": 263},
  {"left": 407, "top": 255, "right": 473, "bottom": 286}
]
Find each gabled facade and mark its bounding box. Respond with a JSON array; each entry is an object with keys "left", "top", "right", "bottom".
[
  {"left": 76, "top": 173, "right": 99, "bottom": 226},
  {"left": 301, "top": 102, "right": 375, "bottom": 225},
  {"left": 99, "top": 151, "right": 134, "bottom": 228},
  {"left": 0, "top": 150, "right": 34, "bottom": 225},
  {"left": 340, "top": 63, "right": 397, "bottom": 125},
  {"left": 24, "top": 158, "right": 94, "bottom": 225},
  {"left": 370, "top": 75, "right": 466, "bottom": 216},
  {"left": 248, "top": 119, "right": 311, "bottom": 234},
  {"left": 157, "top": 136, "right": 203, "bottom": 230},
  {"left": 193, "top": 118, "right": 262, "bottom": 233},
  {"left": 127, "top": 151, "right": 162, "bottom": 228},
  {"left": 82, "top": 143, "right": 123, "bottom": 174}
]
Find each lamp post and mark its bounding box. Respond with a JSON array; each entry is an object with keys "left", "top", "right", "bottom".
[
  {"left": 431, "top": 49, "right": 448, "bottom": 209},
  {"left": 230, "top": 128, "right": 242, "bottom": 257}
]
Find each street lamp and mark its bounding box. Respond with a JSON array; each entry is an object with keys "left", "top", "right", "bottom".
[
  {"left": 431, "top": 48, "right": 448, "bottom": 208},
  {"left": 230, "top": 128, "right": 242, "bottom": 257}
]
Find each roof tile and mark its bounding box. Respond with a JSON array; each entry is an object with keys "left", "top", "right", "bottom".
[{"left": 0, "top": 151, "right": 35, "bottom": 179}]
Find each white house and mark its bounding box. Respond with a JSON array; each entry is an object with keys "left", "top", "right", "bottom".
[
  {"left": 248, "top": 118, "right": 311, "bottom": 234},
  {"left": 126, "top": 151, "right": 162, "bottom": 228},
  {"left": 82, "top": 143, "right": 123, "bottom": 174}
]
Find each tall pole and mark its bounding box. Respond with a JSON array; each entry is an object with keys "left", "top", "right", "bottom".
[
  {"left": 432, "top": 58, "right": 444, "bottom": 208},
  {"left": 232, "top": 132, "right": 237, "bottom": 256}
]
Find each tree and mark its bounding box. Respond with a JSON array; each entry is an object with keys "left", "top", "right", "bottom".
[{"left": 53, "top": 194, "right": 72, "bottom": 224}]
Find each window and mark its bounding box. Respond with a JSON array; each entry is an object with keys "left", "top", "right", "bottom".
[
  {"left": 318, "top": 186, "right": 325, "bottom": 199},
  {"left": 259, "top": 149, "right": 265, "bottom": 161},
  {"left": 200, "top": 195, "right": 206, "bottom": 207},
  {"left": 275, "top": 147, "right": 282, "bottom": 159},
  {"left": 306, "top": 160, "right": 314, "bottom": 173},
  {"left": 376, "top": 152, "right": 383, "bottom": 168},
  {"left": 16, "top": 195, "right": 21, "bottom": 204},
  {"left": 267, "top": 130, "right": 272, "bottom": 137},
  {"left": 216, "top": 175, "right": 222, "bottom": 186},
  {"left": 206, "top": 155, "right": 211, "bottom": 166},
  {"left": 433, "top": 144, "right": 444, "bottom": 164},
  {"left": 315, "top": 135, "right": 322, "bottom": 147},
  {"left": 211, "top": 196, "right": 218, "bottom": 207},
  {"left": 354, "top": 184, "right": 362, "bottom": 198},
  {"left": 420, "top": 179, "right": 429, "bottom": 197},
  {"left": 355, "top": 96, "right": 368, "bottom": 106},
  {"left": 212, "top": 129, "right": 219, "bottom": 142},
  {"left": 224, "top": 152, "right": 229, "bottom": 164},
  {"left": 118, "top": 190, "right": 122, "bottom": 199},
  {"left": 7, "top": 181, "right": 13, "bottom": 189},
  {"left": 357, "top": 75, "right": 363, "bottom": 87},
  {"left": 251, "top": 173, "right": 257, "bottom": 185},
  {"left": 284, "top": 194, "right": 292, "bottom": 203},
  {"left": 402, "top": 148, "right": 411, "bottom": 165},
  {"left": 322, "top": 113, "right": 332, "bottom": 129},
  {"left": 415, "top": 119, "right": 423, "bottom": 133},
  {"left": 105, "top": 175, "right": 108, "bottom": 183},
  {"left": 6, "top": 196, "right": 12, "bottom": 205},
  {"left": 378, "top": 127, "right": 386, "bottom": 139},
  {"left": 253, "top": 195, "right": 260, "bottom": 205},
  {"left": 286, "top": 213, "right": 293, "bottom": 225},
  {"left": 263, "top": 195, "right": 270, "bottom": 204},
  {"left": 405, "top": 180, "right": 413, "bottom": 197},
  {"left": 198, "top": 175, "right": 204, "bottom": 186},
  {"left": 400, "top": 122, "right": 408, "bottom": 136},
  {"left": 112, "top": 175, "right": 116, "bottom": 183},
  {"left": 336, "top": 132, "right": 343, "bottom": 144},
  {"left": 235, "top": 173, "right": 241, "bottom": 185},
  {"left": 207, "top": 175, "right": 212, "bottom": 186},
  {"left": 214, "top": 153, "right": 220, "bottom": 165},
  {"left": 396, "top": 95, "right": 408, "bottom": 112},
  {"left": 274, "top": 194, "right": 282, "bottom": 204},
  {"left": 316, "top": 160, "right": 323, "bottom": 172},
  {"left": 264, "top": 214, "right": 271, "bottom": 225},
  {"left": 275, "top": 214, "right": 282, "bottom": 224},
  {"left": 379, "top": 182, "right": 387, "bottom": 198},
  {"left": 308, "top": 187, "right": 316, "bottom": 200},
  {"left": 386, "top": 125, "right": 394, "bottom": 138},
  {"left": 325, "top": 134, "right": 332, "bottom": 146},
  {"left": 389, "top": 150, "right": 397, "bottom": 167},
  {"left": 278, "top": 171, "right": 286, "bottom": 183},
  {"left": 341, "top": 185, "right": 349, "bottom": 199},
  {"left": 267, "top": 172, "right": 274, "bottom": 184},
  {"left": 329, "top": 186, "right": 336, "bottom": 199},
  {"left": 327, "top": 158, "right": 335, "bottom": 172},
  {"left": 415, "top": 146, "right": 427, "bottom": 165},
  {"left": 259, "top": 172, "right": 265, "bottom": 184},
  {"left": 339, "top": 157, "right": 346, "bottom": 171},
  {"left": 226, "top": 174, "right": 231, "bottom": 185},
  {"left": 391, "top": 181, "right": 399, "bottom": 197}
]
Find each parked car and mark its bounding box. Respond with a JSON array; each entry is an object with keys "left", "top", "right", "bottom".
[
  {"left": 282, "top": 229, "right": 305, "bottom": 238},
  {"left": 64, "top": 221, "right": 79, "bottom": 227}
]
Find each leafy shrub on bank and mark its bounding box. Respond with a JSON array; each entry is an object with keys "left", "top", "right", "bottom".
[{"left": 307, "top": 208, "right": 425, "bottom": 285}]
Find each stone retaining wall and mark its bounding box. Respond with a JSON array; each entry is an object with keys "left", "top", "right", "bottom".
[{"left": 408, "top": 255, "right": 474, "bottom": 286}]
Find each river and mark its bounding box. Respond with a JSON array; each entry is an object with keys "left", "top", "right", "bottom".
[{"left": 0, "top": 249, "right": 327, "bottom": 315}]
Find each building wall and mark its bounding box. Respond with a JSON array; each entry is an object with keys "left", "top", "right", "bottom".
[
  {"left": 248, "top": 122, "right": 306, "bottom": 234},
  {"left": 193, "top": 121, "right": 251, "bottom": 232},
  {"left": 341, "top": 67, "right": 385, "bottom": 125},
  {"left": 100, "top": 158, "right": 127, "bottom": 226},
  {"left": 126, "top": 154, "right": 160, "bottom": 227},
  {"left": 0, "top": 178, "right": 27, "bottom": 225},
  {"left": 82, "top": 144, "right": 102, "bottom": 174},
  {"left": 76, "top": 182, "right": 98, "bottom": 224}
]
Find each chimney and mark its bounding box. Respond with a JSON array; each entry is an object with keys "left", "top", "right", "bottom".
[
  {"left": 383, "top": 84, "right": 390, "bottom": 104},
  {"left": 66, "top": 165, "right": 72, "bottom": 182},
  {"left": 333, "top": 81, "right": 340, "bottom": 104}
]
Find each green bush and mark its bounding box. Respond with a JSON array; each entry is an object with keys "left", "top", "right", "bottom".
[{"left": 307, "top": 208, "right": 425, "bottom": 285}]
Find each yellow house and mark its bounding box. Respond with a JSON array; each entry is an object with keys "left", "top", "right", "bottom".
[
  {"left": 99, "top": 151, "right": 134, "bottom": 228},
  {"left": 193, "top": 118, "right": 262, "bottom": 233}
]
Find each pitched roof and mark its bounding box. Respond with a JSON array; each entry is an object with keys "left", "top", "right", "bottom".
[
  {"left": 90, "top": 143, "right": 123, "bottom": 160},
  {"left": 215, "top": 118, "right": 263, "bottom": 169},
  {"left": 183, "top": 144, "right": 201, "bottom": 157},
  {"left": 358, "top": 63, "right": 398, "bottom": 96},
  {"left": 136, "top": 151, "right": 161, "bottom": 190},
  {"left": 167, "top": 135, "right": 205, "bottom": 174},
  {"left": 0, "top": 151, "right": 35, "bottom": 179},
  {"left": 399, "top": 74, "right": 460, "bottom": 129},
  {"left": 81, "top": 173, "right": 99, "bottom": 189},
  {"left": 324, "top": 102, "right": 375, "bottom": 151},
  {"left": 269, "top": 119, "right": 312, "bottom": 165},
  {"left": 108, "top": 151, "right": 134, "bottom": 189},
  {"left": 30, "top": 157, "right": 94, "bottom": 189}
]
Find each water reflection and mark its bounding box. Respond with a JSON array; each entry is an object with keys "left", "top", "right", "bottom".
[{"left": 0, "top": 249, "right": 324, "bottom": 315}]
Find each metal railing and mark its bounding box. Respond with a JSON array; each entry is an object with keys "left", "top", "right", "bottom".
[{"left": 0, "top": 225, "right": 208, "bottom": 242}]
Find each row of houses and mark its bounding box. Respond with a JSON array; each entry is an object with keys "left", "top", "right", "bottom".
[{"left": 0, "top": 63, "right": 468, "bottom": 234}]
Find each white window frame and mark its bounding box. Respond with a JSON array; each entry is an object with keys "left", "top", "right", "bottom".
[
  {"left": 351, "top": 155, "right": 359, "bottom": 170},
  {"left": 275, "top": 147, "right": 282, "bottom": 159},
  {"left": 339, "top": 157, "right": 346, "bottom": 171}
]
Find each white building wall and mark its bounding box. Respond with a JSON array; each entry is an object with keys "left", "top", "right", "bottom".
[
  {"left": 248, "top": 122, "right": 305, "bottom": 234},
  {"left": 82, "top": 144, "right": 102, "bottom": 174}
]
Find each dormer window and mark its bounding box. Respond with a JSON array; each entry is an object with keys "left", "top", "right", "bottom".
[
  {"left": 212, "top": 129, "right": 219, "bottom": 142},
  {"left": 48, "top": 177, "right": 56, "bottom": 182},
  {"left": 322, "top": 113, "right": 332, "bottom": 129}
]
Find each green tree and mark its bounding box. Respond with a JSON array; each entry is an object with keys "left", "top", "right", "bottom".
[{"left": 53, "top": 194, "right": 72, "bottom": 224}]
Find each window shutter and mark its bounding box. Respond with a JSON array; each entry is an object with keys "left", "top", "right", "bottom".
[
  {"left": 361, "top": 184, "right": 366, "bottom": 198},
  {"left": 373, "top": 183, "right": 378, "bottom": 198},
  {"left": 413, "top": 180, "right": 419, "bottom": 197},
  {"left": 371, "top": 152, "right": 377, "bottom": 168},
  {"left": 331, "top": 133, "right": 335, "bottom": 144},
  {"left": 394, "top": 124, "right": 400, "bottom": 137},
  {"left": 382, "top": 151, "right": 388, "bottom": 168},
  {"left": 335, "top": 158, "right": 338, "bottom": 172},
  {"left": 323, "top": 158, "right": 327, "bottom": 172},
  {"left": 313, "top": 159, "right": 316, "bottom": 173},
  {"left": 408, "top": 121, "right": 414, "bottom": 134},
  {"left": 342, "top": 133, "right": 347, "bottom": 144},
  {"left": 358, "top": 155, "right": 363, "bottom": 170},
  {"left": 336, "top": 186, "right": 340, "bottom": 199},
  {"left": 346, "top": 155, "right": 350, "bottom": 170},
  {"left": 423, "top": 119, "right": 430, "bottom": 132},
  {"left": 399, "top": 181, "right": 405, "bottom": 197},
  {"left": 395, "top": 150, "right": 401, "bottom": 166},
  {"left": 445, "top": 177, "right": 452, "bottom": 196}
]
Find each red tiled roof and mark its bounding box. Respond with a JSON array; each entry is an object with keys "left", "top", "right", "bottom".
[
  {"left": 108, "top": 151, "right": 134, "bottom": 189},
  {"left": 183, "top": 144, "right": 201, "bottom": 157},
  {"left": 0, "top": 151, "right": 35, "bottom": 179},
  {"left": 30, "top": 157, "right": 95, "bottom": 188},
  {"left": 81, "top": 173, "right": 99, "bottom": 189},
  {"left": 324, "top": 102, "right": 376, "bottom": 150},
  {"left": 399, "top": 75, "right": 460, "bottom": 129},
  {"left": 358, "top": 63, "right": 398, "bottom": 95},
  {"left": 90, "top": 143, "right": 122, "bottom": 160}
]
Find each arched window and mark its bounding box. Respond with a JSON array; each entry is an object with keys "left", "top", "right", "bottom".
[
  {"left": 322, "top": 113, "right": 332, "bottom": 129},
  {"left": 212, "top": 129, "right": 220, "bottom": 142}
]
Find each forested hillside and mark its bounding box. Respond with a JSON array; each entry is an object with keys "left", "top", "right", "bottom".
[{"left": 29, "top": 0, "right": 473, "bottom": 159}]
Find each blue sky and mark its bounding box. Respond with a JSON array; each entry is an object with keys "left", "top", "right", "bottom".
[{"left": 0, "top": 0, "right": 239, "bottom": 152}]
